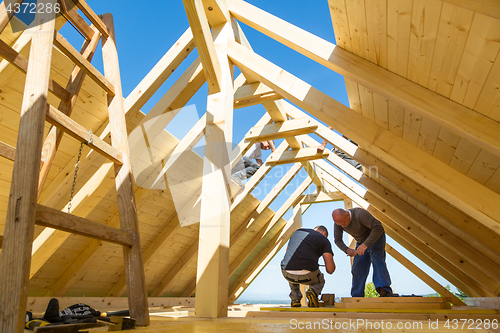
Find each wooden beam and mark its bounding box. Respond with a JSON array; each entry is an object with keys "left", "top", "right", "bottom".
[
  {"left": 0, "top": 24, "right": 31, "bottom": 74},
  {"left": 233, "top": 82, "right": 280, "bottom": 108},
  {"left": 0, "top": 140, "right": 15, "bottom": 161},
  {"left": 73, "top": 0, "right": 109, "bottom": 38},
  {"left": 0, "top": 38, "right": 70, "bottom": 101},
  {"left": 245, "top": 118, "right": 317, "bottom": 142},
  {"left": 195, "top": 22, "right": 234, "bottom": 318},
  {"left": 266, "top": 147, "right": 329, "bottom": 166},
  {"left": 227, "top": 40, "right": 500, "bottom": 233},
  {"left": 60, "top": 0, "right": 95, "bottom": 40},
  {"left": 54, "top": 31, "right": 115, "bottom": 96},
  {"left": 45, "top": 104, "right": 123, "bottom": 165},
  {"left": 302, "top": 191, "right": 345, "bottom": 204},
  {"left": 0, "top": 4, "right": 56, "bottom": 332},
  {"left": 228, "top": 0, "right": 500, "bottom": 159},
  {"left": 203, "top": 0, "right": 230, "bottom": 27},
  {"left": 123, "top": 28, "right": 196, "bottom": 117},
  {"left": 285, "top": 102, "right": 500, "bottom": 256},
  {"left": 34, "top": 204, "right": 133, "bottom": 246},
  {"left": 441, "top": 0, "right": 500, "bottom": 20},
  {"left": 38, "top": 27, "right": 101, "bottom": 195},
  {"left": 101, "top": 13, "right": 149, "bottom": 326},
  {"left": 385, "top": 243, "right": 467, "bottom": 306},
  {"left": 183, "top": 0, "right": 222, "bottom": 94},
  {"left": 0, "top": 235, "right": 2, "bottom": 249}
]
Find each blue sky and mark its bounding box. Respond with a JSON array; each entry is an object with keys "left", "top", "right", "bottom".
[{"left": 52, "top": 0, "right": 461, "bottom": 300}]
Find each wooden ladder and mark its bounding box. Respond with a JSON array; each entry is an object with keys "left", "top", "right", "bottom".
[{"left": 0, "top": 1, "right": 149, "bottom": 332}]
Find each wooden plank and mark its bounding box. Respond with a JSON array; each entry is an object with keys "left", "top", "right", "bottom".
[
  {"left": 335, "top": 302, "right": 450, "bottom": 309},
  {"left": 0, "top": 140, "right": 15, "bottom": 161},
  {"left": 441, "top": 0, "right": 500, "bottom": 20},
  {"left": 427, "top": 3, "right": 474, "bottom": 98},
  {"left": 26, "top": 297, "right": 194, "bottom": 312},
  {"left": 475, "top": 42, "right": 500, "bottom": 121},
  {"left": 34, "top": 204, "right": 133, "bottom": 246},
  {"left": 0, "top": 38, "right": 70, "bottom": 101},
  {"left": 417, "top": 117, "right": 440, "bottom": 155},
  {"left": 0, "top": 4, "right": 57, "bottom": 332},
  {"left": 123, "top": 28, "right": 196, "bottom": 117},
  {"left": 101, "top": 13, "right": 149, "bottom": 326},
  {"left": 150, "top": 241, "right": 198, "bottom": 296},
  {"left": 230, "top": 0, "right": 500, "bottom": 158},
  {"left": 227, "top": 40, "right": 500, "bottom": 235},
  {"left": 73, "top": 0, "right": 109, "bottom": 38},
  {"left": 450, "top": 14, "right": 500, "bottom": 109},
  {"left": 328, "top": 0, "right": 351, "bottom": 51},
  {"left": 266, "top": 147, "right": 329, "bottom": 166},
  {"left": 341, "top": 296, "right": 452, "bottom": 303},
  {"left": 365, "top": 0, "right": 387, "bottom": 68},
  {"left": 194, "top": 22, "right": 234, "bottom": 319},
  {"left": 38, "top": 27, "right": 101, "bottom": 195},
  {"left": 344, "top": 0, "right": 369, "bottom": 59},
  {"left": 245, "top": 118, "right": 317, "bottom": 142},
  {"left": 53, "top": 31, "right": 115, "bottom": 96},
  {"left": 407, "top": 0, "right": 442, "bottom": 87},
  {"left": 387, "top": 0, "right": 412, "bottom": 77},
  {"left": 385, "top": 244, "right": 467, "bottom": 306},
  {"left": 183, "top": 0, "right": 222, "bottom": 94},
  {"left": 302, "top": 191, "right": 345, "bottom": 204},
  {"left": 45, "top": 104, "right": 123, "bottom": 165}
]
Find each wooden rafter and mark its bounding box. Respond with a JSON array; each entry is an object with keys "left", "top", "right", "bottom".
[
  {"left": 227, "top": 40, "right": 500, "bottom": 235},
  {"left": 0, "top": 0, "right": 23, "bottom": 34},
  {"left": 385, "top": 243, "right": 466, "bottom": 306},
  {"left": 228, "top": 0, "right": 500, "bottom": 159},
  {"left": 302, "top": 191, "right": 345, "bottom": 204},
  {"left": 183, "top": 0, "right": 222, "bottom": 94},
  {"left": 234, "top": 82, "right": 281, "bottom": 108},
  {"left": 0, "top": 140, "right": 15, "bottom": 161},
  {"left": 60, "top": 0, "right": 95, "bottom": 40}
]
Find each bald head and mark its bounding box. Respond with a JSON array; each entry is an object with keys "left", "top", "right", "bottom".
[{"left": 332, "top": 208, "right": 351, "bottom": 228}]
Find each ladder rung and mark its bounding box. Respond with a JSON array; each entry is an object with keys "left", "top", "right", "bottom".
[
  {"left": 35, "top": 204, "right": 133, "bottom": 247},
  {"left": 71, "top": 0, "right": 109, "bottom": 38},
  {"left": 0, "top": 38, "right": 70, "bottom": 101},
  {"left": 0, "top": 140, "right": 15, "bottom": 161},
  {"left": 45, "top": 104, "right": 123, "bottom": 165},
  {"left": 54, "top": 31, "right": 115, "bottom": 96}
]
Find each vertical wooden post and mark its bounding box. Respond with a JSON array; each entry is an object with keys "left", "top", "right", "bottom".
[
  {"left": 195, "top": 22, "right": 234, "bottom": 318},
  {"left": 0, "top": 2, "right": 56, "bottom": 332},
  {"left": 100, "top": 13, "right": 149, "bottom": 326}
]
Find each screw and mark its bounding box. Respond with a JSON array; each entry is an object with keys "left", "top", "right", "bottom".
[{"left": 208, "top": 6, "right": 213, "bottom": 10}]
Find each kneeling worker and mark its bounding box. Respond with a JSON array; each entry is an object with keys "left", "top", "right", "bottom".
[{"left": 281, "top": 226, "right": 335, "bottom": 307}]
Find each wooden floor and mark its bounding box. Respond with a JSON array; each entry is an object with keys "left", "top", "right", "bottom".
[{"left": 49, "top": 304, "right": 500, "bottom": 333}]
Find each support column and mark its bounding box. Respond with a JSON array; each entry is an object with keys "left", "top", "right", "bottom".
[
  {"left": 101, "top": 13, "right": 149, "bottom": 326},
  {"left": 0, "top": 2, "right": 57, "bottom": 332},
  {"left": 195, "top": 22, "right": 235, "bottom": 318}
]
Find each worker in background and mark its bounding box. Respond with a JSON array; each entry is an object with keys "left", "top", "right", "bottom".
[
  {"left": 317, "top": 127, "right": 362, "bottom": 171},
  {"left": 280, "top": 226, "right": 336, "bottom": 307},
  {"left": 231, "top": 140, "right": 275, "bottom": 187},
  {"left": 332, "top": 208, "right": 397, "bottom": 297}
]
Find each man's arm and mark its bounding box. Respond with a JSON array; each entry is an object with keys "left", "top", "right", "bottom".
[
  {"left": 333, "top": 224, "right": 349, "bottom": 252},
  {"left": 322, "top": 252, "right": 335, "bottom": 274},
  {"left": 255, "top": 158, "right": 263, "bottom": 166},
  {"left": 268, "top": 140, "right": 275, "bottom": 152}
]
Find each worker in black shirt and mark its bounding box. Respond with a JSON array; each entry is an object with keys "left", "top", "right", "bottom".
[{"left": 281, "top": 226, "right": 335, "bottom": 307}]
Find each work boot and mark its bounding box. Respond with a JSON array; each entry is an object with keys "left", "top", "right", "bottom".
[
  {"left": 378, "top": 288, "right": 399, "bottom": 297},
  {"left": 291, "top": 299, "right": 301, "bottom": 307},
  {"left": 306, "top": 289, "right": 319, "bottom": 307}
]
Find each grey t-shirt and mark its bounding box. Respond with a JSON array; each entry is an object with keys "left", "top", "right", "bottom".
[{"left": 334, "top": 208, "right": 384, "bottom": 253}]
